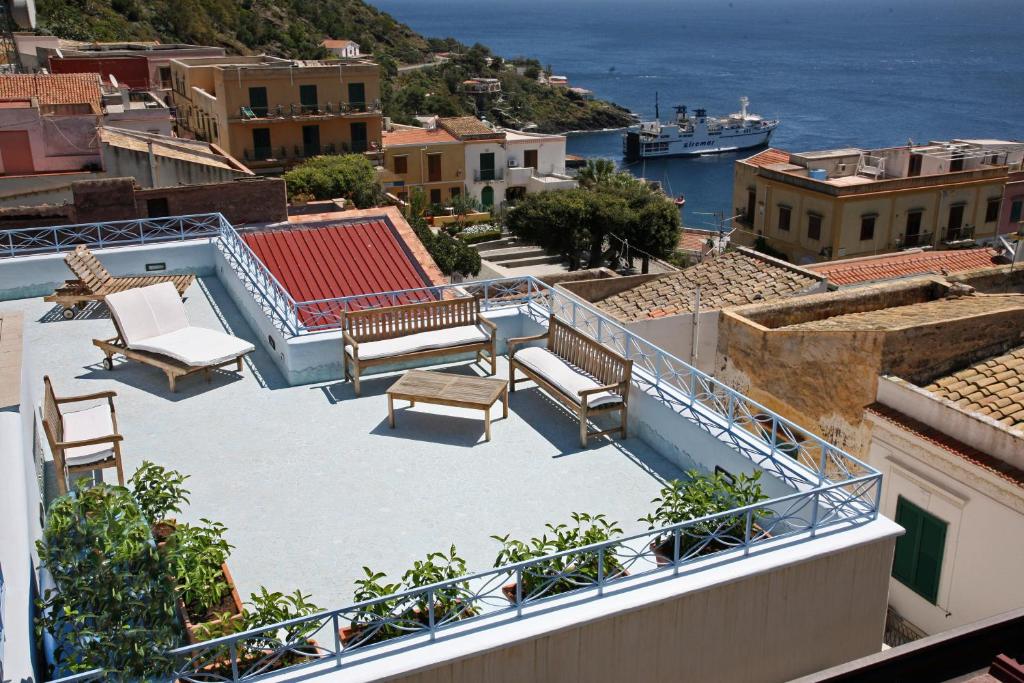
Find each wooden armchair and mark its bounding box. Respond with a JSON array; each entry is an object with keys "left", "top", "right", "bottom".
[{"left": 41, "top": 376, "right": 125, "bottom": 495}]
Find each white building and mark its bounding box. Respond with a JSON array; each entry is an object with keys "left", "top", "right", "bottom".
[
  {"left": 320, "top": 39, "right": 361, "bottom": 58},
  {"left": 435, "top": 117, "right": 575, "bottom": 209},
  {"left": 865, "top": 348, "right": 1024, "bottom": 640}
]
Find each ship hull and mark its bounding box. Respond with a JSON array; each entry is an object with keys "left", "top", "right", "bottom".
[{"left": 623, "top": 124, "right": 777, "bottom": 161}]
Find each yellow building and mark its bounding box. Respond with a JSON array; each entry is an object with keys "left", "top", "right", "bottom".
[
  {"left": 169, "top": 55, "right": 382, "bottom": 172},
  {"left": 379, "top": 125, "right": 465, "bottom": 206},
  {"left": 732, "top": 140, "right": 1024, "bottom": 264}
]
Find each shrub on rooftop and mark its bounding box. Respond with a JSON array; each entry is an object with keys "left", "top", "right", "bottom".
[
  {"left": 35, "top": 481, "right": 180, "bottom": 679},
  {"left": 165, "top": 519, "right": 241, "bottom": 631},
  {"left": 283, "top": 154, "right": 382, "bottom": 208},
  {"left": 129, "top": 459, "right": 191, "bottom": 543}
]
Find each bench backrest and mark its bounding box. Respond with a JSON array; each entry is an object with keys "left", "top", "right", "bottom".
[
  {"left": 344, "top": 296, "right": 481, "bottom": 343},
  {"left": 42, "top": 376, "right": 64, "bottom": 445},
  {"left": 547, "top": 315, "right": 632, "bottom": 392},
  {"left": 66, "top": 245, "right": 113, "bottom": 291}
]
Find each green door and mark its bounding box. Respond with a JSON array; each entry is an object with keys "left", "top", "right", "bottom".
[
  {"left": 350, "top": 122, "right": 368, "bottom": 153},
  {"left": 481, "top": 186, "right": 494, "bottom": 209},
  {"left": 302, "top": 125, "right": 321, "bottom": 157},
  {"left": 479, "top": 152, "right": 495, "bottom": 181},
  {"left": 248, "top": 87, "right": 268, "bottom": 117},
  {"left": 300, "top": 84, "right": 318, "bottom": 113},
  {"left": 348, "top": 82, "right": 366, "bottom": 112}
]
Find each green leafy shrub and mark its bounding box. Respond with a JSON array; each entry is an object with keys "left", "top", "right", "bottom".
[
  {"left": 641, "top": 470, "right": 770, "bottom": 559},
  {"left": 129, "top": 460, "right": 190, "bottom": 528},
  {"left": 166, "top": 520, "right": 235, "bottom": 620},
  {"left": 492, "top": 512, "right": 623, "bottom": 600},
  {"left": 458, "top": 223, "right": 502, "bottom": 244},
  {"left": 35, "top": 482, "right": 180, "bottom": 679},
  {"left": 283, "top": 154, "right": 382, "bottom": 208}
]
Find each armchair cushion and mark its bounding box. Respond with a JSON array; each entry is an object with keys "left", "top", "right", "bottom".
[
  {"left": 347, "top": 324, "right": 490, "bottom": 361},
  {"left": 514, "top": 346, "right": 623, "bottom": 408},
  {"left": 61, "top": 404, "right": 117, "bottom": 465}
]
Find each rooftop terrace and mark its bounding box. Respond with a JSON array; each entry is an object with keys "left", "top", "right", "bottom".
[{"left": 0, "top": 214, "right": 890, "bottom": 682}]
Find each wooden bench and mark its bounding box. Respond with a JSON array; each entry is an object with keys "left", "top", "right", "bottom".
[
  {"left": 342, "top": 296, "right": 497, "bottom": 396},
  {"left": 508, "top": 315, "right": 632, "bottom": 447},
  {"left": 45, "top": 245, "right": 195, "bottom": 319}
]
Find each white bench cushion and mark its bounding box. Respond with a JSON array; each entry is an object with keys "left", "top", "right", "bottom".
[
  {"left": 62, "top": 404, "right": 116, "bottom": 466},
  {"left": 106, "top": 282, "right": 188, "bottom": 346},
  {"left": 348, "top": 325, "right": 489, "bottom": 361},
  {"left": 132, "top": 327, "right": 256, "bottom": 367},
  {"left": 514, "top": 346, "right": 623, "bottom": 408}
]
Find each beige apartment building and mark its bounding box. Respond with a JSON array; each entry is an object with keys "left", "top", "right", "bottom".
[
  {"left": 379, "top": 125, "right": 465, "bottom": 206},
  {"left": 732, "top": 139, "right": 1024, "bottom": 264},
  {"left": 169, "top": 55, "right": 382, "bottom": 171}
]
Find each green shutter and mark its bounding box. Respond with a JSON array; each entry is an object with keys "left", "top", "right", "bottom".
[{"left": 891, "top": 496, "right": 947, "bottom": 604}]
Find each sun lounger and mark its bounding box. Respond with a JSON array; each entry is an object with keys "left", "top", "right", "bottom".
[
  {"left": 93, "top": 282, "right": 255, "bottom": 392},
  {"left": 44, "top": 244, "right": 195, "bottom": 319}
]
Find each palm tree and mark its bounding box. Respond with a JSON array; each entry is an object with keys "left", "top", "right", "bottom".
[{"left": 577, "top": 158, "right": 616, "bottom": 188}]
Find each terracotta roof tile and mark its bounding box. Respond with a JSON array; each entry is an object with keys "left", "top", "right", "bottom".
[
  {"left": 321, "top": 39, "right": 358, "bottom": 48},
  {"left": 0, "top": 73, "right": 101, "bottom": 113},
  {"left": 867, "top": 403, "right": 1024, "bottom": 489},
  {"left": 677, "top": 228, "right": 719, "bottom": 254},
  {"left": 742, "top": 147, "right": 790, "bottom": 167},
  {"left": 437, "top": 116, "right": 504, "bottom": 140},
  {"left": 382, "top": 127, "right": 458, "bottom": 147},
  {"left": 596, "top": 249, "right": 823, "bottom": 322},
  {"left": 923, "top": 345, "right": 1024, "bottom": 433},
  {"left": 807, "top": 248, "right": 1005, "bottom": 286}
]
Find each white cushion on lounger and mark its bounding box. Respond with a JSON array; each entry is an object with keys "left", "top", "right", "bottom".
[
  {"left": 514, "top": 346, "right": 623, "bottom": 407},
  {"left": 106, "top": 282, "right": 188, "bottom": 346},
  {"left": 132, "top": 327, "right": 255, "bottom": 367},
  {"left": 348, "top": 325, "right": 489, "bottom": 361},
  {"left": 61, "top": 404, "right": 116, "bottom": 465}
]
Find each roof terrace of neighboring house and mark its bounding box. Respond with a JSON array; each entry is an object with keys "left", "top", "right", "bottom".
[
  {"left": 748, "top": 139, "right": 1024, "bottom": 195},
  {"left": 0, "top": 212, "right": 898, "bottom": 682}
]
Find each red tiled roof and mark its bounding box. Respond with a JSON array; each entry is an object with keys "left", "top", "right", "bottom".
[
  {"left": 382, "top": 127, "right": 458, "bottom": 147},
  {"left": 243, "top": 221, "right": 435, "bottom": 323},
  {"left": 321, "top": 39, "right": 358, "bottom": 48},
  {"left": 808, "top": 247, "right": 1003, "bottom": 286},
  {"left": 0, "top": 73, "right": 102, "bottom": 113},
  {"left": 742, "top": 147, "right": 790, "bottom": 167},
  {"left": 677, "top": 228, "right": 717, "bottom": 254},
  {"left": 867, "top": 403, "right": 1024, "bottom": 489}
]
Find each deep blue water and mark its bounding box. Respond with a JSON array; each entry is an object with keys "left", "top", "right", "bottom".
[{"left": 372, "top": 0, "right": 1024, "bottom": 227}]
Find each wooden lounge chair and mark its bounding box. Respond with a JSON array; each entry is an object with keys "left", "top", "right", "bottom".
[
  {"left": 94, "top": 282, "right": 255, "bottom": 392},
  {"left": 508, "top": 315, "right": 632, "bottom": 447},
  {"left": 44, "top": 244, "right": 195, "bottom": 319},
  {"left": 41, "top": 376, "right": 125, "bottom": 495}
]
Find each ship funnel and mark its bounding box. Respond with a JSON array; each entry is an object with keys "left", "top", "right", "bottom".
[{"left": 740, "top": 96, "right": 749, "bottom": 119}]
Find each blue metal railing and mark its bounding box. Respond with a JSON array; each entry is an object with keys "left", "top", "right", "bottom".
[{"left": 0, "top": 214, "right": 223, "bottom": 258}]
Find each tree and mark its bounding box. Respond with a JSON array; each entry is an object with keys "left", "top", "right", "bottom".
[
  {"left": 283, "top": 154, "right": 382, "bottom": 208},
  {"left": 577, "top": 158, "right": 616, "bottom": 189},
  {"left": 404, "top": 188, "right": 482, "bottom": 278}
]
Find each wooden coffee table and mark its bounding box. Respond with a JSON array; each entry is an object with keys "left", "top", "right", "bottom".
[{"left": 386, "top": 370, "right": 509, "bottom": 441}]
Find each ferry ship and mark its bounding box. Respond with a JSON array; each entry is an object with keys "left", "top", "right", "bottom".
[{"left": 623, "top": 97, "right": 779, "bottom": 161}]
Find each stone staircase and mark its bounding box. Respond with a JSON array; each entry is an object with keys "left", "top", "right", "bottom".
[{"left": 473, "top": 237, "right": 565, "bottom": 270}]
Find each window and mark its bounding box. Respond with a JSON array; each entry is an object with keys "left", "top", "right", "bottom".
[
  {"left": 745, "top": 189, "right": 756, "bottom": 224},
  {"left": 908, "top": 153, "right": 923, "bottom": 177},
  {"left": 429, "top": 188, "right": 442, "bottom": 205},
  {"left": 949, "top": 153, "right": 964, "bottom": 173},
  {"left": 252, "top": 128, "right": 271, "bottom": 160},
  {"left": 985, "top": 198, "right": 1001, "bottom": 223},
  {"left": 347, "top": 82, "right": 366, "bottom": 111},
  {"left": 299, "top": 84, "right": 318, "bottom": 113},
  {"left": 302, "top": 125, "right": 320, "bottom": 157},
  {"left": 450, "top": 186, "right": 461, "bottom": 199},
  {"left": 349, "top": 122, "right": 368, "bottom": 153},
  {"left": 777, "top": 205, "right": 791, "bottom": 232},
  {"left": 479, "top": 152, "right": 496, "bottom": 181},
  {"left": 248, "top": 87, "right": 268, "bottom": 117},
  {"left": 860, "top": 215, "right": 876, "bottom": 241},
  {"left": 393, "top": 155, "right": 408, "bottom": 174},
  {"left": 1010, "top": 199, "right": 1023, "bottom": 223},
  {"left": 146, "top": 197, "right": 170, "bottom": 218},
  {"left": 892, "top": 496, "right": 947, "bottom": 604},
  {"left": 523, "top": 149, "right": 538, "bottom": 169},
  {"left": 427, "top": 153, "right": 442, "bottom": 182},
  {"left": 158, "top": 66, "right": 171, "bottom": 89},
  {"left": 807, "top": 213, "right": 822, "bottom": 241}
]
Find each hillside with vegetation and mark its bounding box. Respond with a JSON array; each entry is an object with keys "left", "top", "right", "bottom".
[{"left": 34, "top": 0, "right": 635, "bottom": 132}]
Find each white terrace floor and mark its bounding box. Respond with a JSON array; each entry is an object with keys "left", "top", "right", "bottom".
[{"left": 6, "top": 277, "right": 684, "bottom": 610}]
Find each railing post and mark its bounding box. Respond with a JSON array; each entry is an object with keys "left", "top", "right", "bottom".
[
  {"left": 332, "top": 612, "right": 342, "bottom": 666},
  {"left": 873, "top": 476, "right": 882, "bottom": 520},
  {"left": 515, "top": 567, "right": 523, "bottom": 618},
  {"left": 809, "top": 490, "right": 821, "bottom": 537},
  {"left": 770, "top": 415, "right": 779, "bottom": 453},
  {"left": 672, "top": 526, "right": 681, "bottom": 574},
  {"left": 817, "top": 444, "right": 829, "bottom": 485},
  {"left": 427, "top": 588, "right": 436, "bottom": 641},
  {"left": 597, "top": 546, "right": 605, "bottom": 596},
  {"left": 743, "top": 508, "right": 753, "bottom": 556},
  {"left": 229, "top": 640, "right": 240, "bottom": 682},
  {"left": 726, "top": 393, "right": 736, "bottom": 431}
]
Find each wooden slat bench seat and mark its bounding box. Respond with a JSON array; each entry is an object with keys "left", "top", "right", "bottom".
[
  {"left": 44, "top": 245, "right": 195, "bottom": 319},
  {"left": 508, "top": 315, "right": 632, "bottom": 447},
  {"left": 342, "top": 296, "right": 497, "bottom": 396}
]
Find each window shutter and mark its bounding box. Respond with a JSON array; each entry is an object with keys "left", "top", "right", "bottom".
[
  {"left": 891, "top": 496, "right": 946, "bottom": 604},
  {"left": 915, "top": 514, "right": 947, "bottom": 603},
  {"left": 892, "top": 497, "right": 920, "bottom": 585}
]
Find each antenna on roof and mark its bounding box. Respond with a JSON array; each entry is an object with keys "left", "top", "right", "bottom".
[
  {"left": 55, "top": 47, "right": 63, "bottom": 59},
  {"left": 109, "top": 74, "right": 119, "bottom": 89}
]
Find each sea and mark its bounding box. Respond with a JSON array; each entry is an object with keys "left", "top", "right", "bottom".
[{"left": 372, "top": 0, "right": 1024, "bottom": 229}]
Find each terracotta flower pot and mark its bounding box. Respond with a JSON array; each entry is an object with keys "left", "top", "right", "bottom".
[
  {"left": 501, "top": 566, "right": 628, "bottom": 603},
  {"left": 178, "top": 562, "right": 245, "bottom": 644},
  {"left": 152, "top": 518, "right": 177, "bottom": 547}
]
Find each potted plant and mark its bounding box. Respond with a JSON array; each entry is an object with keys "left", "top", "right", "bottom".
[
  {"left": 641, "top": 470, "right": 769, "bottom": 565},
  {"left": 340, "top": 545, "right": 474, "bottom": 648},
  {"left": 165, "top": 519, "right": 243, "bottom": 643},
  {"left": 129, "top": 460, "right": 190, "bottom": 544},
  {"left": 35, "top": 481, "right": 180, "bottom": 680},
  {"left": 189, "top": 587, "right": 323, "bottom": 677},
  {"left": 493, "top": 512, "right": 624, "bottom": 603}
]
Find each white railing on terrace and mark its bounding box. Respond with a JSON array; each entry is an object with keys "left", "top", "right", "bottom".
[
  {"left": 23, "top": 214, "right": 883, "bottom": 683},
  {"left": 0, "top": 214, "right": 224, "bottom": 258}
]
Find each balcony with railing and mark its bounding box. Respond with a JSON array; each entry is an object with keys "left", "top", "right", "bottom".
[
  {"left": 233, "top": 100, "right": 382, "bottom": 122},
  {"left": 901, "top": 231, "right": 934, "bottom": 248},
  {"left": 943, "top": 225, "right": 976, "bottom": 243},
  {"left": 0, "top": 214, "right": 895, "bottom": 683},
  {"left": 473, "top": 168, "right": 504, "bottom": 182}
]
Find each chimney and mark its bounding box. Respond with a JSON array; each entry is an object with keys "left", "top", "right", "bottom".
[{"left": 120, "top": 86, "right": 130, "bottom": 110}]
